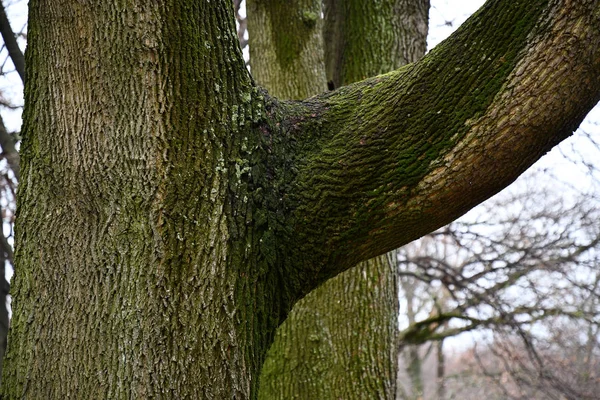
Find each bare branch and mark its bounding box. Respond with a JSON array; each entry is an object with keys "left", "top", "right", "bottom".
[{"left": 0, "top": 0, "right": 24, "bottom": 83}]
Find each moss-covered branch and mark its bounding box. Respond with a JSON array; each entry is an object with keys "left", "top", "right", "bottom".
[{"left": 278, "top": 0, "right": 600, "bottom": 292}]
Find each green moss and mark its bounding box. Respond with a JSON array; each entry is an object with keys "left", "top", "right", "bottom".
[{"left": 283, "top": 0, "right": 550, "bottom": 269}]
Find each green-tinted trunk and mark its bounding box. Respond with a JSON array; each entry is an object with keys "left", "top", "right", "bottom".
[
  {"left": 324, "top": 0, "right": 430, "bottom": 89},
  {"left": 260, "top": 256, "right": 398, "bottom": 399},
  {"left": 250, "top": 1, "right": 429, "bottom": 398},
  {"left": 1, "top": 1, "right": 290, "bottom": 398},
  {"left": 247, "top": 0, "right": 327, "bottom": 100}
]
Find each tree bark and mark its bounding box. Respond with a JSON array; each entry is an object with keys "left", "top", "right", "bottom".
[
  {"left": 3, "top": 0, "right": 600, "bottom": 398},
  {"left": 324, "top": 0, "right": 430, "bottom": 89},
  {"left": 247, "top": 0, "right": 327, "bottom": 100},
  {"left": 2, "top": 1, "right": 278, "bottom": 398},
  {"left": 249, "top": 1, "right": 429, "bottom": 398},
  {"left": 285, "top": 0, "right": 600, "bottom": 278},
  {"left": 260, "top": 256, "right": 398, "bottom": 399}
]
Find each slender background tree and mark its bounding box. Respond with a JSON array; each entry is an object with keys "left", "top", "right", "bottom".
[{"left": 0, "top": 0, "right": 23, "bottom": 382}]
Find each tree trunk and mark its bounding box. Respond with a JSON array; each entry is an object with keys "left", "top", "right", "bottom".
[
  {"left": 3, "top": 0, "right": 600, "bottom": 398},
  {"left": 324, "top": 0, "right": 430, "bottom": 89},
  {"left": 0, "top": 242, "right": 8, "bottom": 385},
  {"left": 2, "top": 1, "right": 283, "bottom": 398},
  {"left": 260, "top": 256, "right": 398, "bottom": 399},
  {"left": 401, "top": 275, "right": 425, "bottom": 399},
  {"left": 249, "top": 1, "right": 429, "bottom": 398},
  {"left": 246, "top": 0, "right": 327, "bottom": 100},
  {"left": 437, "top": 339, "right": 445, "bottom": 400}
]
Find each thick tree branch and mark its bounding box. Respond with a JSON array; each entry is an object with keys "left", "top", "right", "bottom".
[{"left": 281, "top": 0, "right": 600, "bottom": 287}]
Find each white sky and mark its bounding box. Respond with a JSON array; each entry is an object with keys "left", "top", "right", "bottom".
[{"left": 429, "top": 0, "right": 485, "bottom": 49}]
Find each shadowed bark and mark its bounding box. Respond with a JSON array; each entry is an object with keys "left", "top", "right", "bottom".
[
  {"left": 247, "top": 0, "right": 327, "bottom": 100},
  {"left": 324, "top": 0, "right": 430, "bottom": 89}
]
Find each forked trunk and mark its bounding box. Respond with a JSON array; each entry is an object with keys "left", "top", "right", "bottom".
[
  {"left": 4, "top": 0, "right": 600, "bottom": 399},
  {"left": 249, "top": 1, "right": 429, "bottom": 398}
]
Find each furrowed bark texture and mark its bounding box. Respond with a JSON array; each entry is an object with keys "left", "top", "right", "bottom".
[
  {"left": 286, "top": 0, "right": 600, "bottom": 282},
  {"left": 2, "top": 1, "right": 292, "bottom": 398},
  {"left": 260, "top": 256, "right": 397, "bottom": 399},
  {"left": 324, "top": 0, "right": 430, "bottom": 89},
  {"left": 255, "top": 1, "right": 428, "bottom": 398},
  {"left": 3, "top": 0, "right": 600, "bottom": 398},
  {"left": 247, "top": 0, "right": 327, "bottom": 100}
]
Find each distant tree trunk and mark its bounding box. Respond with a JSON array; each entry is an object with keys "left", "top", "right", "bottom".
[
  {"left": 3, "top": 0, "right": 600, "bottom": 398},
  {"left": 249, "top": 1, "right": 429, "bottom": 398},
  {"left": 402, "top": 276, "right": 425, "bottom": 399},
  {"left": 437, "top": 339, "right": 445, "bottom": 400},
  {"left": 0, "top": 82, "right": 19, "bottom": 386},
  {"left": 0, "top": 243, "right": 8, "bottom": 385},
  {"left": 246, "top": 0, "right": 327, "bottom": 100},
  {"left": 324, "top": 0, "right": 430, "bottom": 89}
]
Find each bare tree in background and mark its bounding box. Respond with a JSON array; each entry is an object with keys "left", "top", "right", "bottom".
[
  {"left": 395, "top": 173, "right": 600, "bottom": 399},
  {"left": 0, "top": 0, "right": 23, "bottom": 381}
]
